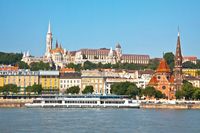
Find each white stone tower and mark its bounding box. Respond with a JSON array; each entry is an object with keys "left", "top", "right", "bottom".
[
  {"left": 45, "top": 21, "right": 53, "bottom": 57},
  {"left": 115, "top": 43, "right": 122, "bottom": 62}
]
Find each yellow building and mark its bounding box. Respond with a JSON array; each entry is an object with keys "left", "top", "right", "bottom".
[
  {"left": 39, "top": 71, "right": 59, "bottom": 90},
  {"left": 182, "top": 69, "right": 200, "bottom": 77},
  {"left": 0, "top": 76, "right": 4, "bottom": 87},
  {"left": 0, "top": 70, "right": 39, "bottom": 93}
]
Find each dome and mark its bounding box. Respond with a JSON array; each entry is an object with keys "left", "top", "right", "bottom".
[{"left": 116, "top": 43, "right": 121, "bottom": 48}]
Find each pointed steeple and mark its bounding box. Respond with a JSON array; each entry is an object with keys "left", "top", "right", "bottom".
[
  {"left": 45, "top": 21, "right": 53, "bottom": 57},
  {"left": 48, "top": 21, "right": 51, "bottom": 33},
  {"left": 108, "top": 47, "right": 113, "bottom": 57},
  {"left": 175, "top": 30, "right": 182, "bottom": 67},
  {"left": 56, "top": 40, "right": 58, "bottom": 48},
  {"left": 174, "top": 29, "right": 183, "bottom": 91}
]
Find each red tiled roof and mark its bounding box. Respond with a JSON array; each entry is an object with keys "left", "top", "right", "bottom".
[
  {"left": 60, "top": 68, "right": 75, "bottom": 73},
  {"left": 148, "top": 76, "right": 158, "bottom": 85},
  {"left": 0, "top": 66, "right": 19, "bottom": 71},
  {"left": 156, "top": 59, "right": 170, "bottom": 73},
  {"left": 183, "top": 56, "right": 197, "bottom": 60},
  {"left": 50, "top": 47, "right": 64, "bottom": 54}
]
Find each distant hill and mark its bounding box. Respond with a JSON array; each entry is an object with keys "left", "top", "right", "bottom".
[{"left": 0, "top": 52, "right": 23, "bottom": 65}]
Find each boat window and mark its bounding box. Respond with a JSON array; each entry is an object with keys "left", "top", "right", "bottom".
[
  {"left": 33, "top": 100, "right": 41, "bottom": 103},
  {"left": 128, "top": 101, "right": 132, "bottom": 103}
]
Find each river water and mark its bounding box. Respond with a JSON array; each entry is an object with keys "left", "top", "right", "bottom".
[{"left": 0, "top": 108, "right": 200, "bottom": 133}]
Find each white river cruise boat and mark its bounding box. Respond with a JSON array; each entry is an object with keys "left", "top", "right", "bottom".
[{"left": 25, "top": 95, "right": 140, "bottom": 108}]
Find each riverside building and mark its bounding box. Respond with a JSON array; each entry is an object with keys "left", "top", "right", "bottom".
[
  {"left": 59, "top": 72, "right": 81, "bottom": 93},
  {"left": 38, "top": 70, "right": 59, "bottom": 91},
  {"left": 0, "top": 69, "right": 39, "bottom": 94}
]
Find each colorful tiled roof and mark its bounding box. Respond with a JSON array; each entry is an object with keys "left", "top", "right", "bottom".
[
  {"left": 148, "top": 76, "right": 158, "bottom": 85},
  {"left": 50, "top": 48, "right": 64, "bottom": 54},
  {"left": 183, "top": 56, "right": 197, "bottom": 60},
  {"left": 156, "top": 59, "right": 170, "bottom": 73}
]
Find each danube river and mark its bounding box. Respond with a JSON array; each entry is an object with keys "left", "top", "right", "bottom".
[{"left": 0, "top": 108, "right": 200, "bottom": 133}]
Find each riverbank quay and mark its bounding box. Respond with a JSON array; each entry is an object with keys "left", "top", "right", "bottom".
[
  {"left": 0, "top": 99, "right": 33, "bottom": 108},
  {"left": 140, "top": 100, "right": 200, "bottom": 109},
  {"left": 140, "top": 103, "right": 200, "bottom": 109}
]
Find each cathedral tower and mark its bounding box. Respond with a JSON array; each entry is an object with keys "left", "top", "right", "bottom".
[
  {"left": 45, "top": 21, "right": 53, "bottom": 57},
  {"left": 174, "top": 31, "right": 183, "bottom": 91}
]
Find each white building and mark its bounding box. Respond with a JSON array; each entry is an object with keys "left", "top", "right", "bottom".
[{"left": 59, "top": 72, "right": 81, "bottom": 93}]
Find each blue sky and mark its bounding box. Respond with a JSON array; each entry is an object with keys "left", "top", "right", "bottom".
[{"left": 0, "top": 0, "right": 200, "bottom": 58}]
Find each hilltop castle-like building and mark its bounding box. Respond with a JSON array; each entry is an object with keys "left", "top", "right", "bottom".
[
  {"left": 148, "top": 31, "right": 183, "bottom": 99},
  {"left": 22, "top": 22, "right": 150, "bottom": 69}
]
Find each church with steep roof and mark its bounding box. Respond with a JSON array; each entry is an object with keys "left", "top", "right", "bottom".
[
  {"left": 148, "top": 31, "right": 183, "bottom": 99},
  {"left": 148, "top": 58, "right": 175, "bottom": 99}
]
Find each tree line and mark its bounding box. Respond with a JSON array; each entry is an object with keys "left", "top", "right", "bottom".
[
  {"left": 110, "top": 82, "right": 165, "bottom": 99},
  {"left": 0, "top": 84, "right": 43, "bottom": 95},
  {"left": 175, "top": 80, "right": 200, "bottom": 100},
  {"left": 0, "top": 52, "right": 22, "bottom": 65},
  {"left": 17, "top": 61, "right": 51, "bottom": 71},
  {"left": 64, "top": 85, "right": 94, "bottom": 94}
]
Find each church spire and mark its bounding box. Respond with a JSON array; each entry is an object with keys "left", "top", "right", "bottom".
[
  {"left": 56, "top": 40, "right": 58, "bottom": 48},
  {"left": 174, "top": 29, "right": 183, "bottom": 91},
  {"left": 45, "top": 21, "right": 53, "bottom": 57},
  {"left": 175, "top": 30, "right": 182, "bottom": 67},
  {"left": 48, "top": 21, "right": 51, "bottom": 33}
]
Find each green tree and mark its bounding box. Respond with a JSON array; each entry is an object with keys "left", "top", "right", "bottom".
[
  {"left": 32, "top": 84, "right": 43, "bottom": 94},
  {"left": 182, "top": 61, "right": 197, "bottom": 69},
  {"left": 196, "top": 60, "right": 200, "bottom": 69},
  {"left": 142, "top": 86, "right": 156, "bottom": 98},
  {"left": 0, "top": 52, "right": 23, "bottom": 65},
  {"left": 175, "top": 90, "right": 184, "bottom": 99},
  {"left": 193, "top": 89, "right": 200, "bottom": 100},
  {"left": 25, "top": 86, "right": 33, "bottom": 95},
  {"left": 82, "top": 85, "right": 94, "bottom": 94},
  {"left": 66, "top": 86, "right": 80, "bottom": 94},
  {"left": 181, "top": 81, "right": 195, "bottom": 100},
  {"left": 3, "top": 84, "right": 19, "bottom": 94},
  {"left": 83, "top": 61, "right": 97, "bottom": 70},
  {"left": 102, "top": 63, "right": 112, "bottom": 69},
  {"left": 30, "top": 61, "right": 50, "bottom": 71},
  {"left": 25, "top": 84, "right": 43, "bottom": 95},
  {"left": 163, "top": 52, "right": 174, "bottom": 70},
  {"left": 16, "top": 61, "right": 29, "bottom": 69},
  {"left": 155, "top": 90, "right": 165, "bottom": 99},
  {"left": 66, "top": 63, "right": 82, "bottom": 72},
  {"left": 125, "top": 84, "right": 140, "bottom": 98},
  {"left": 147, "top": 59, "right": 159, "bottom": 70},
  {"left": 0, "top": 86, "right": 3, "bottom": 94},
  {"left": 111, "top": 82, "right": 140, "bottom": 97}
]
